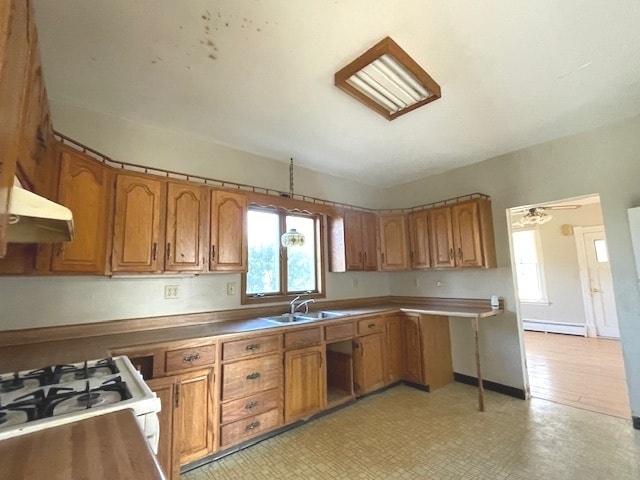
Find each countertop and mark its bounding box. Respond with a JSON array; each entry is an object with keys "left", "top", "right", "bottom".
[
  {"left": 0, "top": 303, "right": 502, "bottom": 372},
  {"left": 0, "top": 409, "right": 165, "bottom": 480}
]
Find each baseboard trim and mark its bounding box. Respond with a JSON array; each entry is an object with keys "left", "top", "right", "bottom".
[
  {"left": 454, "top": 372, "right": 526, "bottom": 400},
  {"left": 522, "top": 319, "right": 587, "bottom": 336},
  {"left": 633, "top": 416, "right": 640, "bottom": 430},
  {"left": 403, "top": 380, "right": 430, "bottom": 392}
]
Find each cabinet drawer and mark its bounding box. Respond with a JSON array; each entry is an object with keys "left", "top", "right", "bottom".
[
  {"left": 220, "top": 388, "right": 280, "bottom": 424},
  {"left": 219, "top": 408, "right": 281, "bottom": 449},
  {"left": 357, "top": 316, "right": 384, "bottom": 335},
  {"left": 222, "top": 335, "right": 280, "bottom": 361},
  {"left": 165, "top": 344, "right": 215, "bottom": 374},
  {"left": 221, "top": 354, "right": 281, "bottom": 401},
  {"left": 325, "top": 322, "right": 355, "bottom": 342},
  {"left": 284, "top": 327, "right": 321, "bottom": 349}
]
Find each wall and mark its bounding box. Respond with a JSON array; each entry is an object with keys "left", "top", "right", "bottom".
[
  {"left": 516, "top": 203, "right": 604, "bottom": 326},
  {"left": 387, "top": 114, "right": 640, "bottom": 417}
]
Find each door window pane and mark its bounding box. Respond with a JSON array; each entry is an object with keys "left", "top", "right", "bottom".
[
  {"left": 594, "top": 239, "right": 609, "bottom": 263},
  {"left": 246, "top": 210, "right": 280, "bottom": 294}
]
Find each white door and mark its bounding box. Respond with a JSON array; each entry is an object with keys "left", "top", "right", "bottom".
[{"left": 576, "top": 226, "right": 620, "bottom": 338}]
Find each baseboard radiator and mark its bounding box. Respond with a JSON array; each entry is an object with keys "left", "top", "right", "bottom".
[{"left": 522, "top": 319, "right": 587, "bottom": 336}]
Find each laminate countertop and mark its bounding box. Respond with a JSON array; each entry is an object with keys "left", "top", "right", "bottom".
[
  {"left": 0, "top": 303, "right": 502, "bottom": 372},
  {"left": 0, "top": 409, "right": 165, "bottom": 480}
]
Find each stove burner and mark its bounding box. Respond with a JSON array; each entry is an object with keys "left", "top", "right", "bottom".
[
  {"left": 77, "top": 392, "right": 101, "bottom": 407},
  {"left": 1, "top": 373, "right": 25, "bottom": 393}
]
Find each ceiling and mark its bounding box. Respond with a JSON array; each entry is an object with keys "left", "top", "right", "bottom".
[{"left": 32, "top": 1, "right": 640, "bottom": 187}]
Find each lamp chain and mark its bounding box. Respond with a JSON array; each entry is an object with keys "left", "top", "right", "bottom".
[{"left": 289, "top": 158, "right": 294, "bottom": 197}]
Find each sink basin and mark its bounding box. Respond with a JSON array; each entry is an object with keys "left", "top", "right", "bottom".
[
  {"left": 263, "top": 311, "right": 345, "bottom": 324},
  {"left": 297, "top": 311, "right": 345, "bottom": 320}
]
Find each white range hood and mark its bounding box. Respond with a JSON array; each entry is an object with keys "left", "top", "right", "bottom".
[{"left": 5, "top": 186, "right": 74, "bottom": 243}]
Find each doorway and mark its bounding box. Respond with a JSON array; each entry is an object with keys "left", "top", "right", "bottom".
[{"left": 509, "top": 194, "right": 630, "bottom": 417}]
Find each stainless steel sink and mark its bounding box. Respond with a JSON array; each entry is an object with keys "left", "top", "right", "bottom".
[{"left": 263, "top": 311, "right": 345, "bottom": 324}]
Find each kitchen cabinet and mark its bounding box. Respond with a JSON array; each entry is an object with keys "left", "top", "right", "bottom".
[
  {"left": 408, "top": 210, "right": 431, "bottom": 269},
  {"left": 51, "top": 147, "right": 110, "bottom": 273},
  {"left": 146, "top": 376, "right": 180, "bottom": 480},
  {"left": 284, "top": 345, "right": 325, "bottom": 422},
  {"left": 385, "top": 315, "right": 403, "bottom": 384},
  {"left": 329, "top": 209, "right": 377, "bottom": 272},
  {"left": 177, "top": 368, "right": 215, "bottom": 465},
  {"left": 419, "top": 314, "right": 454, "bottom": 390},
  {"left": 111, "top": 173, "right": 165, "bottom": 273},
  {"left": 112, "top": 174, "right": 208, "bottom": 273},
  {"left": 429, "top": 198, "right": 497, "bottom": 269},
  {"left": 402, "top": 314, "right": 423, "bottom": 384},
  {"left": 165, "top": 182, "right": 207, "bottom": 272},
  {"left": 378, "top": 213, "right": 409, "bottom": 271},
  {"left": 209, "top": 189, "right": 247, "bottom": 272},
  {"left": 353, "top": 315, "right": 386, "bottom": 396}
]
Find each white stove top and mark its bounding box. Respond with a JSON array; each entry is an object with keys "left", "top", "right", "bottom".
[{"left": 0, "top": 356, "right": 160, "bottom": 444}]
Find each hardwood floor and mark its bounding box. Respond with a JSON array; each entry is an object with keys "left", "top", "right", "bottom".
[{"left": 524, "top": 330, "right": 630, "bottom": 418}]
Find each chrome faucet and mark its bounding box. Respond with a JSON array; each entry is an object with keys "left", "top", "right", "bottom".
[{"left": 290, "top": 296, "right": 315, "bottom": 314}]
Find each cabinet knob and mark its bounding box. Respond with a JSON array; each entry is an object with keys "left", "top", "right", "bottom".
[
  {"left": 211, "top": 245, "right": 216, "bottom": 259},
  {"left": 183, "top": 353, "right": 201, "bottom": 363},
  {"left": 246, "top": 372, "right": 261, "bottom": 380},
  {"left": 245, "top": 401, "right": 259, "bottom": 410},
  {"left": 245, "top": 421, "right": 260, "bottom": 431},
  {"left": 152, "top": 242, "right": 158, "bottom": 261},
  {"left": 458, "top": 247, "right": 462, "bottom": 260},
  {"left": 449, "top": 248, "right": 454, "bottom": 261},
  {"left": 245, "top": 344, "right": 260, "bottom": 351},
  {"left": 166, "top": 242, "right": 171, "bottom": 260}
]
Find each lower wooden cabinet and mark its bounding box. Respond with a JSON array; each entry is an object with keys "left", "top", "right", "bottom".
[
  {"left": 385, "top": 315, "right": 403, "bottom": 384},
  {"left": 220, "top": 408, "right": 281, "bottom": 448},
  {"left": 420, "top": 315, "right": 454, "bottom": 389},
  {"left": 402, "top": 314, "right": 424, "bottom": 384},
  {"left": 353, "top": 331, "right": 386, "bottom": 396},
  {"left": 284, "top": 345, "right": 325, "bottom": 423},
  {"left": 177, "top": 368, "right": 215, "bottom": 466},
  {"left": 146, "top": 376, "right": 180, "bottom": 480}
]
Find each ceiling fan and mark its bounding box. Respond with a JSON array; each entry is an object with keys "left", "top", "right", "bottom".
[{"left": 511, "top": 204, "right": 581, "bottom": 228}]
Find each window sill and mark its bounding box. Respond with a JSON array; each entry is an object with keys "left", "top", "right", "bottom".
[{"left": 241, "top": 291, "right": 326, "bottom": 305}]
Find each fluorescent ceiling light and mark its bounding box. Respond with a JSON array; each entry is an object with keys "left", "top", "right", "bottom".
[{"left": 335, "top": 37, "right": 441, "bottom": 120}]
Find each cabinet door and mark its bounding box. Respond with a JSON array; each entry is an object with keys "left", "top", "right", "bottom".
[
  {"left": 361, "top": 211, "right": 378, "bottom": 271},
  {"left": 165, "top": 182, "right": 206, "bottom": 272},
  {"left": 343, "top": 209, "right": 364, "bottom": 270},
  {"left": 429, "top": 206, "right": 455, "bottom": 268},
  {"left": 419, "top": 315, "right": 453, "bottom": 390},
  {"left": 147, "top": 376, "right": 179, "bottom": 480},
  {"left": 385, "top": 316, "right": 403, "bottom": 384},
  {"left": 402, "top": 315, "right": 423, "bottom": 384},
  {"left": 378, "top": 213, "right": 408, "bottom": 271},
  {"left": 111, "top": 174, "right": 164, "bottom": 272},
  {"left": 452, "top": 201, "right": 483, "bottom": 267},
  {"left": 284, "top": 345, "right": 325, "bottom": 423},
  {"left": 0, "top": 0, "right": 30, "bottom": 257},
  {"left": 178, "top": 369, "right": 215, "bottom": 465},
  {"left": 353, "top": 333, "right": 386, "bottom": 396},
  {"left": 209, "top": 190, "right": 247, "bottom": 272},
  {"left": 408, "top": 210, "right": 430, "bottom": 269},
  {"left": 51, "top": 149, "right": 109, "bottom": 273}
]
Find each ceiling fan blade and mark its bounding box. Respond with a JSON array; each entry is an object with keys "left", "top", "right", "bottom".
[{"left": 539, "top": 205, "right": 582, "bottom": 210}]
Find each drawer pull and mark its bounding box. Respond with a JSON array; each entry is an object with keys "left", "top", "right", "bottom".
[
  {"left": 245, "top": 401, "right": 259, "bottom": 410},
  {"left": 183, "top": 353, "right": 201, "bottom": 363},
  {"left": 245, "top": 421, "right": 260, "bottom": 431},
  {"left": 245, "top": 344, "right": 260, "bottom": 351},
  {"left": 246, "top": 372, "right": 261, "bottom": 380},
  {"left": 368, "top": 323, "right": 376, "bottom": 329}
]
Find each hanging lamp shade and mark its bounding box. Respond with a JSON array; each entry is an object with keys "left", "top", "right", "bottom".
[{"left": 280, "top": 158, "right": 305, "bottom": 248}]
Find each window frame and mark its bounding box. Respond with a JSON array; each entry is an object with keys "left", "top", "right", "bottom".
[
  {"left": 512, "top": 226, "right": 549, "bottom": 305},
  {"left": 241, "top": 206, "right": 325, "bottom": 305}
]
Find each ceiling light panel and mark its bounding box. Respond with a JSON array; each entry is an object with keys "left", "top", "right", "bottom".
[{"left": 335, "top": 37, "right": 441, "bottom": 120}]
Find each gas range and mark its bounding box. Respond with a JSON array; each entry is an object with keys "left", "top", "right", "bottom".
[{"left": 0, "top": 356, "right": 160, "bottom": 453}]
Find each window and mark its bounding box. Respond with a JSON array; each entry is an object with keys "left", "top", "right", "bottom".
[
  {"left": 243, "top": 207, "right": 323, "bottom": 303},
  {"left": 512, "top": 228, "right": 548, "bottom": 303}
]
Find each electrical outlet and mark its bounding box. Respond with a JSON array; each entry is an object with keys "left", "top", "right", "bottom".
[
  {"left": 352, "top": 277, "right": 359, "bottom": 288},
  {"left": 164, "top": 285, "right": 179, "bottom": 299},
  {"left": 436, "top": 281, "right": 443, "bottom": 287},
  {"left": 414, "top": 277, "right": 420, "bottom": 287},
  {"left": 226, "top": 282, "right": 237, "bottom": 295}
]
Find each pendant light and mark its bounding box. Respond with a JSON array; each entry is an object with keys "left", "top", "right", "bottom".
[{"left": 280, "top": 158, "right": 305, "bottom": 247}]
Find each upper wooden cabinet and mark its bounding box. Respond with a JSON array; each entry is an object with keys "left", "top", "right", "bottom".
[
  {"left": 378, "top": 213, "right": 409, "bottom": 271},
  {"left": 429, "top": 198, "right": 497, "bottom": 269},
  {"left": 209, "top": 190, "right": 247, "bottom": 272},
  {"left": 111, "top": 174, "right": 165, "bottom": 273},
  {"left": 408, "top": 210, "right": 431, "bottom": 269},
  {"left": 51, "top": 147, "right": 111, "bottom": 273},
  {"left": 166, "top": 182, "right": 207, "bottom": 273},
  {"left": 329, "top": 209, "right": 377, "bottom": 272}
]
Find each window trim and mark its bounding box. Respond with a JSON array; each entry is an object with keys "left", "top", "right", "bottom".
[
  {"left": 241, "top": 206, "right": 326, "bottom": 305},
  {"left": 512, "top": 226, "right": 549, "bottom": 304}
]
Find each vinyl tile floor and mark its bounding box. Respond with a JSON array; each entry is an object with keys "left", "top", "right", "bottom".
[{"left": 181, "top": 383, "right": 640, "bottom": 480}]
